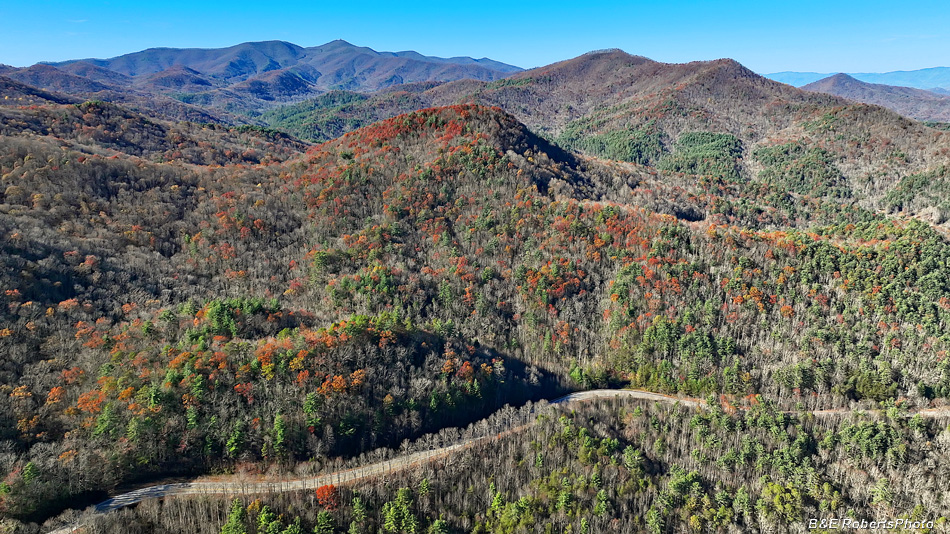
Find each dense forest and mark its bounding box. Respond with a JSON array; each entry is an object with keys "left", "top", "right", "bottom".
[{"left": 4, "top": 49, "right": 950, "bottom": 533}]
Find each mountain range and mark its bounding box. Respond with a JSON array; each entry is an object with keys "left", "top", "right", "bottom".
[
  {"left": 43, "top": 39, "right": 521, "bottom": 81},
  {"left": 8, "top": 40, "right": 940, "bottom": 215},
  {"left": 9, "top": 38, "right": 950, "bottom": 131},
  {"left": 0, "top": 40, "right": 521, "bottom": 120},
  {"left": 767, "top": 66, "right": 950, "bottom": 91}
]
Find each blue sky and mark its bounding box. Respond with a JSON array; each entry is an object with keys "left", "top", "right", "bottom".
[{"left": 1, "top": 0, "right": 947, "bottom": 73}]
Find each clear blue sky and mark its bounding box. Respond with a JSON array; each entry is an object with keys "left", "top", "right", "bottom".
[{"left": 2, "top": 0, "right": 948, "bottom": 73}]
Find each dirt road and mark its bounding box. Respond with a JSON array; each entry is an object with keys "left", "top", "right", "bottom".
[{"left": 44, "top": 388, "right": 950, "bottom": 533}]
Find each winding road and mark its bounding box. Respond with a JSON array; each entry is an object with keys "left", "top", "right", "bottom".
[{"left": 44, "top": 389, "right": 950, "bottom": 534}]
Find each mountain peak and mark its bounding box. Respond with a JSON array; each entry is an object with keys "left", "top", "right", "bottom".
[
  {"left": 308, "top": 39, "right": 366, "bottom": 53},
  {"left": 828, "top": 72, "right": 855, "bottom": 80},
  {"left": 704, "top": 58, "right": 758, "bottom": 78},
  {"left": 822, "top": 73, "right": 861, "bottom": 85},
  {"left": 578, "top": 48, "right": 649, "bottom": 61},
  {"left": 802, "top": 73, "right": 866, "bottom": 92},
  {"left": 547, "top": 49, "right": 654, "bottom": 73},
  {"left": 582, "top": 48, "right": 626, "bottom": 56}
]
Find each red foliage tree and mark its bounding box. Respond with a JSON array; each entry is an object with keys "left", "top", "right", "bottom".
[{"left": 315, "top": 484, "right": 340, "bottom": 510}]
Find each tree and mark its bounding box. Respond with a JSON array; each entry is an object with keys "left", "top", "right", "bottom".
[
  {"left": 316, "top": 484, "right": 340, "bottom": 510},
  {"left": 220, "top": 499, "right": 247, "bottom": 534},
  {"left": 313, "top": 511, "right": 335, "bottom": 534}
]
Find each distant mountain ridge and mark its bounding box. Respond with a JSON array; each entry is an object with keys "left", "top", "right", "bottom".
[
  {"left": 44, "top": 40, "right": 308, "bottom": 78},
  {"left": 802, "top": 73, "right": 950, "bottom": 122},
  {"left": 44, "top": 40, "right": 521, "bottom": 79},
  {"left": 4, "top": 39, "right": 521, "bottom": 116},
  {"left": 767, "top": 66, "right": 950, "bottom": 91},
  {"left": 39, "top": 39, "right": 521, "bottom": 92}
]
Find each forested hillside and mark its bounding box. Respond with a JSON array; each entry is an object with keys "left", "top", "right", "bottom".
[
  {"left": 263, "top": 50, "right": 950, "bottom": 218},
  {"left": 3, "top": 50, "right": 950, "bottom": 533}
]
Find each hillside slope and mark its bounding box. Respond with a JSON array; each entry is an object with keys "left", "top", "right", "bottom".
[
  {"left": 1, "top": 69, "right": 244, "bottom": 124},
  {"left": 0, "top": 76, "right": 78, "bottom": 106}
]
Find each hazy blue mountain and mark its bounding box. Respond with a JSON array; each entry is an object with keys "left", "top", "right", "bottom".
[
  {"left": 45, "top": 40, "right": 309, "bottom": 79},
  {"left": 767, "top": 67, "right": 950, "bottom": 90},
  {"left": 852, "top": 67, "right": 950, "bottom": 90},
  {"left": 42, "top": 39, "right": 522, "bottom": 90}
]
